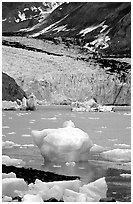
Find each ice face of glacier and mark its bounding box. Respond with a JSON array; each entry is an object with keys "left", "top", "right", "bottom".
[{"left": 31, "top": 120, "right": 93, "bottom": 162}]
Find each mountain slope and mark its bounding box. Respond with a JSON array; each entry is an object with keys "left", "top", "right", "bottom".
[
  {"left": 2, "top": 2, "right": 62, "bottom": 33},
  {"left": 2, "top": 2, "right": 131, "bottom": 57}
]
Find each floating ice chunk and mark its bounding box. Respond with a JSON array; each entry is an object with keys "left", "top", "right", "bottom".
[
  {"left": 120, "top": 173, "right": 131, "bottom": 178},
  {"left": 2, "top": 140, "right": 15, "bottom": 149},
  {"left": 79, "top": 177, "right": 107, "bottom": 202},
  {"left": 95, "top": 130, "right": 102, "bottom": 133},
  {"left": 22, "top": 194, "right": 43, "bottom": 202},
  {"left": 100, "top": 149, "right": 131, "bottom": 162},
  {"left": 2, "top": 172, "right": 16, "bottom": 179},
  {"left": 63, "top": 189, "right": 89, "bottom": 202},
  {"left": 114, "top": 143, "right": 131, "bottom": 148},
  {"left": 21, "top": 134, "right": 31, "bottom": 137},
  {"left": 2, "top": 177, "right": 28, "bottom": 197},
  {"left": 2, "top": 126, "right": 10, "bottom": 129},
  {"left": 35, "top": 179, "right": 81, "bottom": 193},
  {"left": 2, "top": 155, "right": 25, "bottom": 167},
  {"left": 46, "top": 185, "right": 63, "bottom": 201},
  {"left": 90, "top": 144, "right": 105, "bottom": 153},
  {"left": 47, "top": 117, "right": 57, "bottom": 120},
  {"left": 31, "top": 120, "right": 93, "bottom": 162},
  {"left": 2, "top": 196, "right": 12, "bottom": 202},
  {"left": 8, "top": 132, "right": 16, "bottom": 135}
]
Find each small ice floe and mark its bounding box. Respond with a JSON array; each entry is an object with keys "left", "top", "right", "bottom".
[
  {"left": 53, "top": 164, "right": 62, "bottom": 168},
  {"left": 2, "top": 172, "right": 16, "bottom": 179},
  {"left": 90, "top": 144, "right": 105, "bottom": 153},
  {"left": 100, "top": 148, "right": 131, "bottom": 162},
  {"left": 2, "top": 126, "right": 10, "bottom": 129},
  {"left": 41, "top": 117, "right": 47, "bottom": 120},
  {"left": 123, "top": 113, "right": 131, "bottom": 116},
  {"left": 64, "top": 177, "right": 107, "bottom": 202},
  {"left": 101, "top": 126, "right": 107, "bottom": 129},
  {"left": 2, "top": 140, "right": 15, "bottom": 149},
  {"left": 22, "top": 194, "right": 43, "bottom": 202},
  {"left": 88, "top": 117, "right": 99, "bottom": 120},
  {"left": 22, "top": 144, "right": 34, "bottom": 147},
  {"left": 2, "top": 134, "right": 6, "bottom": 137},
  {"left": 114, "top": 143, "right": 131, "bottom": 148},
  {"left": 95, "top": 130, "right": 102, "bottom": 133},
  {"left": 108, "top": 138, "right": 118, "bottom": 142},
  {"left": 8, "top": 117, "right": 12, "bottom": 119},
  {"left": 29, "top": 121, "right": 35, "bottom": 123},
  {"left": 65, "top": 162, "right": 76, "bottom": 166},
  {"left": 78, "top": 167, "right": 85, "bottom": 170},
  {"left": 2, "top": 196, "right": 12, "bottom": 202},
  {"left": 120, "top": 173, "right": 131, "bottom": 178},
  {"left": 2, "top": 155, "right": 25, "bottom": 167},
  {"left": 21, "top": 134, "right": 31, "bottom": 137},
  {"left": 8, "top": 132, "right": 16, "bottom": 135},
  {"left": 126, "top": 126, "right": 131, "bottom": 129},
  {"left": 48, "top": 117, "right": 57, "bottom": 120},
  {"left": 2, "top": 177, "right": 28, "bottom": 198},
  {"left": 27, "top": 127, "right": 31, "bottom": 130}
]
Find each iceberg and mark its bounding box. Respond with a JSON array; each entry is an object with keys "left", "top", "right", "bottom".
[{"left": 31, "top": 120, "right": 93, "bottom": 162}]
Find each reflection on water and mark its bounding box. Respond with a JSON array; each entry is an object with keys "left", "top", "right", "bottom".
[{"left": 41, "top": 160, "right": 106, "bottom": 184}]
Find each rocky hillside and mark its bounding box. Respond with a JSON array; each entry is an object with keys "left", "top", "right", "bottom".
[
  {"left": 2, "top": 2, "right": 131, "bottom": 57},
  {"left": 2, "top": 72, "right": 27, "bottom": 101},
  {"left": 2, "top": 2, "right": 62, "bottom": 33}
]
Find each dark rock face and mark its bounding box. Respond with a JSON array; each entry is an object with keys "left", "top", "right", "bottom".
[{"left": 2, "top": 72, "right": 27, "bottom": 101}]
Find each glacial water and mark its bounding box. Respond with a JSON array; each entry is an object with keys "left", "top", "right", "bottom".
[{"left": 2, "top": 105, "right": 131, "bottom": 201}]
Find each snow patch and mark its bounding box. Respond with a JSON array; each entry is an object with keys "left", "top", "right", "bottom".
[
  {"left": 53, "top": 25, "right": 69, "bottom": 33},
  {"left": 15, "top": 18, "right": 20, "bottom": 23},
  {"left": 18, "top": 11, "right": 27, "bottom": 21},
  {"left": 30, "top": 14, "right": 69, "bottom": 37}
]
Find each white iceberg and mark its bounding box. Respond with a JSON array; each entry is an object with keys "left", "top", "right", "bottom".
[
  {"left": 31, "top": 120, "right": 93, "bottom": 162},
  {"left": 100, "top": 148, "right": 131, "bottom": 162}
]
